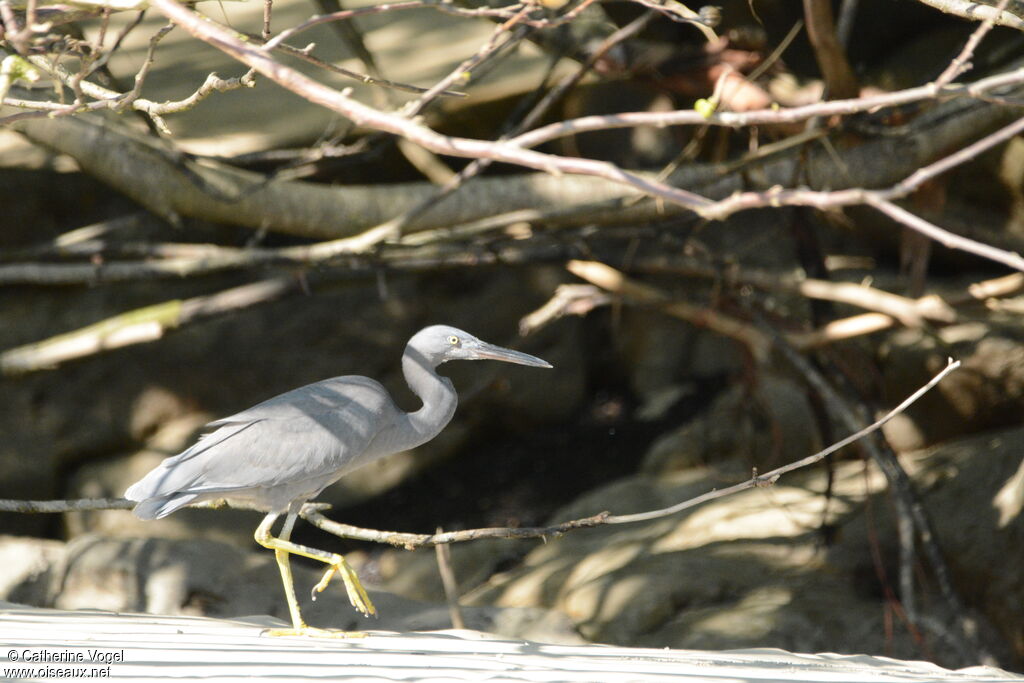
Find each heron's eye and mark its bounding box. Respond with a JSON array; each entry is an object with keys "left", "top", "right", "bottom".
[{"left": 447, "top": 335, "right": 459, "bottom": 345}]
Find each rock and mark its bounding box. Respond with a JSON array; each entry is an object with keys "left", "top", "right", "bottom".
[
  {"left": 0, "top": 533, "right": 582, "bottom": 643},
  {"left": 830, "top": 426, "right": 1024, "bottom": 665},
  {"left": 376, "top": 538, "right": 531, "bottom": 605},
  {"left": 614, "top": 310, "right": 743, "bottom": 408},
  {"left": 464, "top": 426, "right": 1024, "bottom": 670},
  {"left": 64, "top": 413, "right": 260, "bottom": 546},
  {"left": 0, "top": 536, "right": 64, "bottom": 607},
  {"left": 18, "top": 265, "right": 581, "bottom": 546},
  {"left": 880, "top": 327, "right": 1024, "bottom": 451},
  {"left": 642, "top": 373, "right": 821, "bottom": 474}
]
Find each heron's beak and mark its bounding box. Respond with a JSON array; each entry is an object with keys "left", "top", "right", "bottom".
[{"left": 470, "top": 341, "right": 553, "bottom": 368}]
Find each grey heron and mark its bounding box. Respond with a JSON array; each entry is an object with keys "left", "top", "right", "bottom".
[{"left": 125, "top": 325, "right": 552, "bottom": 636}]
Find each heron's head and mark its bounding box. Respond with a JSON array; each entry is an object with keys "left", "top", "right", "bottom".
[{"left": 410, "top": 325, "right": 552, "bottom": 368}]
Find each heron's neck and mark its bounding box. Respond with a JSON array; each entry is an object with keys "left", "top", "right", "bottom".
[{"left": 401, "top": 349, "right": 458, "bottom": 448}]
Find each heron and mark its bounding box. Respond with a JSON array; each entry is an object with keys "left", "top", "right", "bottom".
[{"left": 125, "top": 325, "right": 552, "bottom": 637}]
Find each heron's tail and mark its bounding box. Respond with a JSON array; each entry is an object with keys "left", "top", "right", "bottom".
[
  {"left": 126, "top": 493, "right": 197, "bottom": 520},
  {"left": 125, "top": 466, "right": 200, "bottom": 519},
  {"left": 126, "top": 493, "right": 199, "bottom": 520}
]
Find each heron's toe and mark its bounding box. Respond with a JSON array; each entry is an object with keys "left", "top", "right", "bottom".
[
  {"left": 310, "top": 556, "right": 377, "bottom": 617},
  {"left": 263, "top": 626, "right": 367, "bottom": 639}
]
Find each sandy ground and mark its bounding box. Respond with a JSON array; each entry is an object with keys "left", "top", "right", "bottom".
[{"left": 1, "top": 601, "right": 1022, "bottom": 682}]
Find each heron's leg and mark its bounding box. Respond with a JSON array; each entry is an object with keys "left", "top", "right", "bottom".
[
  {"left": 261, "top": 512, "right": 305, "bottom": 630},
  {"left": 254, "top": 509, "right": 376, "bottom": 619},
  {"left": 255, "top": 512, "right": 368, "bottom": 639}
]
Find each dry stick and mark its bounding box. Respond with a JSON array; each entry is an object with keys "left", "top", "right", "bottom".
[
  {"left": 0, "top": 359, "right": 959, "bottom": 544},
  {"left": 114, "top": 22, "right": 175, "bottom": 133},
  {"left": 866, "top": 195, "right": 1024, "bottom": 271},
  {"left": 965, "top": 271, "right": 1024, "bottom": 300},
  {"left": 144, "top": 0, "right": 714, "bottom": 212},
  {"left": 803, "top": 0, "right": 858, "bottom": 99},
  {"left": 301, "top": 509, "right": 611, "bottom": 548},
  {"left": 402, "top": 8, "right": 532, "bottom": 119},
  {"left": 374, "top": 10, "right": 658, "bottom": 241},
  {"left": 777, "top": 313, "right": 897, "bottom": 349},
  {"left": 519, "top": 283, "right": 611, "bottom": 335},
  {"left": 261, "top": 1, "right": 527, "bottom": 51},
  {"left": 9, "top": 52, "right": 256, "bottom": 126},
  {"left": 767, "top": 328, "right": 993, "bottom": 665},
  {"left": 605, "top": 357, "right": 960, "bottom": 524},
  {"left": 566, "top": 259, "right": 774, "bottom": 363},
  {"left": 1, "top": 277, "right": 298, "bottom": 375},
  {"left": 266, "top": 42, "right": 465, "bottom": 98},
  {"left": 935, "top": 0, "right": 1012, "bottom": 86},
  {"left": 435, "top": 526, "right": 466, "bottom": 629},
  {"left": 511, "top": 65, "right": 1024, "bottom": 147},
  {"left": 914, "top": 0, "right": 1024, "bottom": 30},
  {"left": 632, "top": 257, "right": 957, "bottom": 327},
  {"left": 696, "top": 114, "right": 1024, "bottom": 269}
]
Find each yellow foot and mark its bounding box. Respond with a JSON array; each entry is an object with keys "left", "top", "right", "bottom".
[
  {"left": 263, "top": 626, "right": 368, "bottom": 639},
  {"left": 312, "top": 559, "right": 377, "bottom": 617}
]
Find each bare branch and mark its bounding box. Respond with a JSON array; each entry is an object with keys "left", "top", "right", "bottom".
[
  {"left": 143, "top": 0, "right": 714, "bottom": 212},
  {"left": 0, "top": 360, "right": 960, "bottom": 548},
  {"left": 913, "top": 0, "right": 1024, "bottom": 30},
  {"left": 935, "top": 0, "right": 1012, "bottom": 85},
  {"left": 0, "top": 498, "right": 133, "bottom": 512},
  {"left": 1, "top": 277, "right": 297, "bottom": 375},
  {"left": 803, "top": 0, "right": 858, "bottom": 99},
  {"left": 567, "top": 259, "right": 774, "bottom": 363},
  {"left": 513, "top": 65, "right": 1024, "bottom": 147},
  {"left": 765, "top": 321, "right": 992, "bottom": 664},
  {"left": 301, "top": 508, "right": 611, "bottom": 549},
  {"left": 604, "top": 358, "right": 961, "bottom": 524},
  {"left": 865, "top": 196, "right": 1024, "bottom": 271}
]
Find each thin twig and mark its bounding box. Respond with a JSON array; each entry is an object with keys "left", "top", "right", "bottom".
[
  {"left": 300, "top": 509, "right": 610, "bottom": 548},
  {"left": 511, "top": 63, "right": 1024, "bottom": 148},
  {"left": 604, "top": 358, "right": 960, "bottom": 524},
  {"left": 766, "top": 325, "right": 993, "bottom": 664},
  {"left": 0, "top": 498, "right": 134, "bottom": 512},
  {"left": 913, "top": 0, "right": 1024, "bottom": 30},
  {"left": 401, "top": 8, "right": 532, "bottom": 119},
  {"left": 567, "top": 259, "right": 774, "bottom": 363},
  {"left": 1, "top": 277, "right": 298, "bottom": 375},
  {"left": 369, "top": 9, "right": 657, "bottom": 242},
  {"left": 803, "top": 0, "right": 858, "bottom": 99},
  {"left": 435, "top": 526, "right": 466, "bottom": 629},
  {"left": 0, "top": 360, "right": 959, "bottom": 541},
  {"left": 935, "top": 0, "right": 1012, "bottom": 86}
]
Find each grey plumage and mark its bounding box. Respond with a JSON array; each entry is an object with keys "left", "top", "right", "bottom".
[
  {"left": 124, "top": 324, "right": 551, "bottom": 633},
  {"left": 126, "top": 324, "right": 550, "bottom": 520}
]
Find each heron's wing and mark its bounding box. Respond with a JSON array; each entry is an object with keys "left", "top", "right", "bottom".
[{"left": 128, "top": 376, "right": 400, "bottom": 499}]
